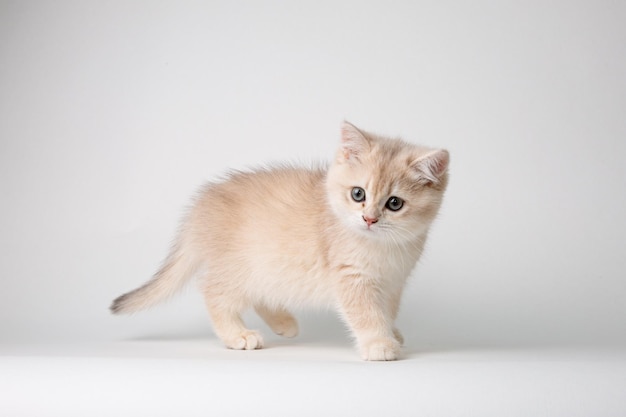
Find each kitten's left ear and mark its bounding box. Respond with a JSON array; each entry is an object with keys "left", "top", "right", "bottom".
[
  {"left": 412, "top": 149, "right": 450, "bottom": 185},
  {"left": 339, "top": 121, "right": 371, "bottom": 162}
]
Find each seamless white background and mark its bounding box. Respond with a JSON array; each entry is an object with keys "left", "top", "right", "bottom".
[{"left": 1, "top": 2, "right": 625, "bottom": 416}]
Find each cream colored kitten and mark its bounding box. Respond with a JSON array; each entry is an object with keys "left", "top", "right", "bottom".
[{"left": 111, "top": 122, "right": 449, "bottom": 361}]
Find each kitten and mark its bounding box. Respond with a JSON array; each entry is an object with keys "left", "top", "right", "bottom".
[{"left": 111, "top": 121, "right": 449, "bottom": 361}]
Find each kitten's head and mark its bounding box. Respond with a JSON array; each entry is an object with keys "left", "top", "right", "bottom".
[{"left": 326, "top": 122, "right": 449, "bottom": 243}]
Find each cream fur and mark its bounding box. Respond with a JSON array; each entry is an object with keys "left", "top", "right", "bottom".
[{"left": 111, "top": 122, "right": 449, "bottom": 361}]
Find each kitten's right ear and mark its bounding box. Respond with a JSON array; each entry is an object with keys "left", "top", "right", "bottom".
[
  {"left": 339, "top": 121, "right": 371, "bottom": 163},
  {"left": 412, "top": 149, "right": 450, "bottom": 186}
]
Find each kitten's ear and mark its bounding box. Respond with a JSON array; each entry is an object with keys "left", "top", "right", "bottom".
[
  {"left": 339, "top": 121, "right": 371, "bottom": 162},
  {"left": 412, "top": 149, "right": 450, "bottom": 185}
]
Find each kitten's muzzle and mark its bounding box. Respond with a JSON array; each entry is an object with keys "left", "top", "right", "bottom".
[{"left": 362, "top": 215, "right": 379, "bottom": 227}]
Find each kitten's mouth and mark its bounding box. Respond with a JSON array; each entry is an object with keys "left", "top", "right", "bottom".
[{"left": 360, "top": 223, "right": 379, "bottom": 234}]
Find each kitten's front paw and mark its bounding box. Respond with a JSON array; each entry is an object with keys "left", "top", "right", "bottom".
[
  {"left": 225, "top": 330, "right": 264, "bottom": 350},
  {"left": 361, "top": 337, "right": 400, "bottom": 361}
]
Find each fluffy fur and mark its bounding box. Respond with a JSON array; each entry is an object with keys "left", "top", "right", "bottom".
[{"left": 111, "top": 122, "right": 449, "bottom": 361}]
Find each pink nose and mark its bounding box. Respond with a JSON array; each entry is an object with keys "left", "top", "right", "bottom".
[{"left": 362, "top": 216, "right": 379, "bottom": 226}]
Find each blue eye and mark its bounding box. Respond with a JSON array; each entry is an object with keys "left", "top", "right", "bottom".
[
  {"left": 351, "top": 187, "right": 366, "bottom": 202},
  {"left": 385, "top": 196, "right": 404, "bottom": 211}
]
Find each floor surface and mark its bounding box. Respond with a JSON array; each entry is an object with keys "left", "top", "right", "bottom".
[{"left": 1, "top": 338, "right": 625, "bottom": 417}]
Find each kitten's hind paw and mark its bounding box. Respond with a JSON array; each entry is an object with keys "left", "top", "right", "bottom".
[
  {"left": 255, "top": 306, "right": 299, "bottom": 338},
  {"left": 270, "top": 314, "right": 299, "bottom": 338},
  {"left": 225, "top": 330, "right": 264, "bottom": 350},
  {"left": 393, "top": 327, "right": 404, "bottom": 345},
  {"left": 361, "top": 337, "right": 400, "bottom": 361}
]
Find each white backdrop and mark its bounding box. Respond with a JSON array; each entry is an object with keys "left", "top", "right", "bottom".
[{"left": 1, "top": 1, "right": 625, "bottom": 350}]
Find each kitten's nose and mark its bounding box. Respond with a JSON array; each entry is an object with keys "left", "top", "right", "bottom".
[{"left": 362, "top": 215, "right": 379, "bottom": 227}]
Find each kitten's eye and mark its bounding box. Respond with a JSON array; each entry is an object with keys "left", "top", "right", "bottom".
[
  {"left": 386, "top": 196, "right": 404, "bottom": 211},
  {"left": 351, "top": 187, "right": 366, "bottom": 202}
]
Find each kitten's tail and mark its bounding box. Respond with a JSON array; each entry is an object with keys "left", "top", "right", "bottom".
[{"left": 110, "top": 240, "right": 199, "bottom": 315}]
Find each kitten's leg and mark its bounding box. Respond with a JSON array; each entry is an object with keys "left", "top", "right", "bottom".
[
  {"left": 255, "top": 305, "right": 299, "bottom": 338},
  {"left": 389, "top": 288, "right": 405, "bottom": 345},
  {"left": 338, "top": 277, "right": 400, "bottom": 361},
  {"left": 204, "top": 296, "right": 263, "bottom": 350},
  {"left": 392, "top": 328, "right": 404, "bottom": 346}
]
